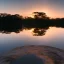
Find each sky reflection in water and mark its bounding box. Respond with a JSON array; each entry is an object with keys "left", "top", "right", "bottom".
[{"left": 0, "top": 27, "right": 64, "bottom": 54}]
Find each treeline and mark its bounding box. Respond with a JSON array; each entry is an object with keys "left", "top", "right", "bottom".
[
  {"left": 0, "top": 13, "right": 22, "bottom": 33},
  {"left": 0, "top": 12, "right": 64, "bottom": 27},
  {"left": 0, "top": 12, "right": 64, "bottom": 34}
]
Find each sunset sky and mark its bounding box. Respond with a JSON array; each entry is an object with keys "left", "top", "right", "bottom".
[{"left": 0, "top": 0, "right": 64, "bottom": 18}]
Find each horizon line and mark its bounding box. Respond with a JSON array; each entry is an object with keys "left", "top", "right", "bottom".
[{"left": 0, "top": 12, "right": 64, "bottom": 19}]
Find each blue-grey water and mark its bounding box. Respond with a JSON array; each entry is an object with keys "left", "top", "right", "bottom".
[
  {"left": 0, "top": 27, "right": 64, "bottom": 54},
  {"left": 11, "top": 54, "right": 44, "bottom": 64}
]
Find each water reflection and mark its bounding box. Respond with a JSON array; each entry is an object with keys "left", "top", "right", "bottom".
[
  {"left": 0, "top": 20, "right": 64, "bottom": 36},
  {"left": 33, "top": 27, "right": 49, "bottom": 36},
  {"left": 0, "top": 27, "right": 64, "bottom": 54},
  {"left": 0, "top": 13, "right": 64, "bottom": 56},
  {"left": 0, "top": 22, "right": 50, "bottom": 36},
  {"left": 0, "top": 23, "right": 64, "bottom": 54},
  {"left": 11, "top": 54, "right": 44, "bottom": 64}
]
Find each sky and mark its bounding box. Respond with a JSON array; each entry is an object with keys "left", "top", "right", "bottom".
[{"left": 0, "top": 0, "right": 64, "bottom": 18}]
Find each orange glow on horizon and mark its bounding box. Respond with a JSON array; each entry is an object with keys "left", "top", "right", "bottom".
[{"left": 3, "top": 5, "right": 64, "bottom": 18}]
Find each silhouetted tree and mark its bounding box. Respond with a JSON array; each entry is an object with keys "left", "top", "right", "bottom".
[
  {"left": 0, "top": 12, "right": 64, "bottom": 35},
  {"left": 33, "top": 12, "right": 49, "bottom": 19}
]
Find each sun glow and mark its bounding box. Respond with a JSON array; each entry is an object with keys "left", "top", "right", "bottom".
[{"left": 4, "top": 4, "right": 64, "bottom": 18}]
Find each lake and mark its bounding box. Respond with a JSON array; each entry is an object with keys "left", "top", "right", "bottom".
[{"left": 0, "top": 27, "right": 64, "bottom": 54}]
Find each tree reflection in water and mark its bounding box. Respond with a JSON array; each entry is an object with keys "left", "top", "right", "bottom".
[
  {"left": 0, "top": 25, "right": 49, "bottom": 36},
  {"left": 1, "top": 12, "right": 64, "bottom": 36},
  {"left": 33, "top": 27, "right": 49, "bottom": 36}
]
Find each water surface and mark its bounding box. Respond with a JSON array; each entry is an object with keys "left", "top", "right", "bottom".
[{"left": 0, "top": 27, "right": 64, "bottom": 54}]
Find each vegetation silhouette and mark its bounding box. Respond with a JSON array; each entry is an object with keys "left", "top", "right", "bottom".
[
  {"left": 33, "top": 27, "right": 49, "bottom": 36},
  {"left": 0, "top": 12, "right": 64, "bottom": 35},
  {"left": 0, "top": 13, "right": 23, "bottom": 34}
]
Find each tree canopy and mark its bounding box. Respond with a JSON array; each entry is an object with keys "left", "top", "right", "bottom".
[{"left": 33, "top": 12, "right": 49, "bottom": 19}]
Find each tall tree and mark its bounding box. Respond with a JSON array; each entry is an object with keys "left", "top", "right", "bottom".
[{"left": 33, "top": 12, "right": 49, "bottom": 19}]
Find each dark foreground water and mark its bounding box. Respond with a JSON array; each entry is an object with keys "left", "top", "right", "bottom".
[
  {"left": 11, "top": 54, "right": 44, "bottom": 64},
  {"left": 0, "top": 46, "right": 64, "bottom": 64},
  {"left": 0, "top": 27, "right": 64, "bottom": 54}
]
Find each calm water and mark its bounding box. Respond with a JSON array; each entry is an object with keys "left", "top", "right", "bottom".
[{"left": 0, "top": 27, "right": 64, "bottom": 54}]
